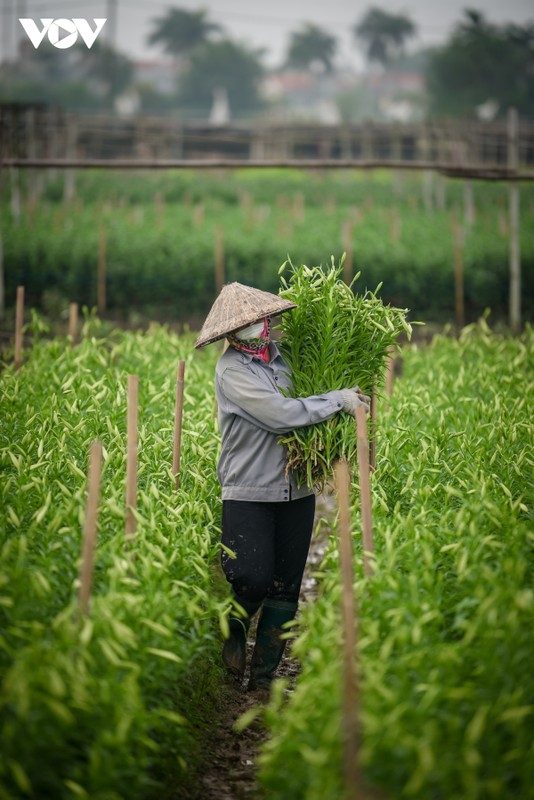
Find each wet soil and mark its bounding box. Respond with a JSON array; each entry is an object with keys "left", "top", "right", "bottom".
[{"left": 180, "top": 493, "right": 335, "bottom": 800}]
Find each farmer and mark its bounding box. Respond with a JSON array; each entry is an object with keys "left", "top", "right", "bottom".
[{"left": 194, "top": 282, "right": 369, "bottom": 694}]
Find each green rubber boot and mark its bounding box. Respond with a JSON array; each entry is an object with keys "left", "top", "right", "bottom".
[
  {"left": 222, "top": 594, "right": 261, "bottom": 681},
  {"left": 248, "top": 599, "right": 298, "bottom": 693}
]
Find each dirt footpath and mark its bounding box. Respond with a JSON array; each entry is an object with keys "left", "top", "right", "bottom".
[{"left": 186, "top": 495, "right": 333, "bottom": 800}]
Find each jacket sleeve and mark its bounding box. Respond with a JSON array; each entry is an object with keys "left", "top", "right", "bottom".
[{"left": 220, "top": 365, "right": 344, "bottom": 435}]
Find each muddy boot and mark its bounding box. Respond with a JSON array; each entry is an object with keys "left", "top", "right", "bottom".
[
  {"left": 248, "top": 599, "right": 298, "bottom": 694},
  {"left": 222, "top": 595, "right": 261, "bottom": 681}
]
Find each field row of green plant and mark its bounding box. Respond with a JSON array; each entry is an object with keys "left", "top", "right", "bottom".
[
  {"left": 258, "top": 321, "right": 534, "bottom": 800},
  {"left": 0, "top": 325, "right": 227, "bottom": 799},
  {"left": 3, "top": 170, "right": 533, "bottom": 324}
]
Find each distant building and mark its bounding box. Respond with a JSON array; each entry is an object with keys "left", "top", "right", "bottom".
[
  {"left": 261, "top": 66, "right": 426, "bottom": 124},
  {"left": 261, "top": 70, "right": 341, "bottom": 123},
  {"left": 132, "top": 60, "right": 179, "bottom": 94}
]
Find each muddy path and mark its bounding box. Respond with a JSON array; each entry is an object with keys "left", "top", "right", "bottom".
[{"left": 181, "top": 493, "right": 335, "bottom": 800}]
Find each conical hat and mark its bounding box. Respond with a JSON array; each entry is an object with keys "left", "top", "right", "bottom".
[{"left": 195, "top": 282, "right": 297, "bottom": 348}]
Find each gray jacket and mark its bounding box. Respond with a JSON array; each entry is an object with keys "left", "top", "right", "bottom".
[{"left": 215, "top": 342, "right": 345, "bottom": 502}]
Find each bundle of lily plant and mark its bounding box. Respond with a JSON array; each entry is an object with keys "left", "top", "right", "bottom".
[{"left": 277, "top": 257, "right": 413, "bottom": 488}]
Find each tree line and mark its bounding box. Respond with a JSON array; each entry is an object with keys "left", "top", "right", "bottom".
[{"left": 0, "top": 6, "right": 532, "bottom": 121}]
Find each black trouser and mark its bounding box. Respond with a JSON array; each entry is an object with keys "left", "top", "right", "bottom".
[{"left": 221, "top": 495, "right": 316, "bottom": 605}]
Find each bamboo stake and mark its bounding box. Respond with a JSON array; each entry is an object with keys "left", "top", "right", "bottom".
[
  {"left": 333, "top": 458, "right": 361, "bottom": 800},
  {"left": 508, "top": 108, "right": 521, "bottom": 334},
  {"left": 293, "top": 191, "right": 305, "bottom": 223},
  {"left": 125, "top": 375, "right": 138, "bottom": 537},
  {"left": 464, "top": 180, "right": 475, "bottom": 228},
  {"left": 173, "top": 361, "right": 186, "bottom": 490},
  {"left": 14, "top": 286, "right": 24, "bottom": 370},
  {"left": 452, "top": 219, "right": 465, "bottom": 331},
  {"left": 69, "top": 302, "right": 78, "bottom": 343},
  {"left": 97, "top": 222, "right": 107, "bottom": 315},
  {"left": 422, "top": 170, "right": 434, "bottom": 213},
  {"left": 385, "top": 345, "right": 395, "bottom": 397},
  {"left": 192, "top": 203, "right": 204, "bottom": 227},
  {"left": 63, "top": 118, "right": 77, "bottom": 204},
  {"left": 79, "top": 440, "right": 102, "bottom": 616},
  {"left": 390, "top": 208, "right": 401, "bottom": 243},
  {"left": 0, "top": 233, "right": 4, "bottom": 322},
  {"left": 10, "top": 168, "right": 21, "bottom": 221},
  {"left": 154, "top": 191, "right": 165, "bottom": 227},
  {"left": 214, "top": 224, "right": 225, "bottom": 295},
  {"left": 355, "top": 405, "right": 374, "bottom": 577},
  {"left": 342, "top": 220, "right": 353, "bottom": 285},
  {"left": 369, "top": 385, "right": 377, "bottom": 473}
]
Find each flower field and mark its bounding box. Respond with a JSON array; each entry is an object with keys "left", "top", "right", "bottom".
[
  {"left": 1, "top": 310, "right": 533, "bottom": 798},
  {"left": 259, "top": 321, "right": 534, "bottom": 800},
  {"left": 0, "top": 326, "right": 226, "bottom": 798},
  {"left": 3, "top": 169, "right": 534, "bottom": 324}
]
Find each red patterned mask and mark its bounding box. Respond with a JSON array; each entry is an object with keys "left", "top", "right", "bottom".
[{"left": 227, "top": 317, "right": 272, "bottom": 362}]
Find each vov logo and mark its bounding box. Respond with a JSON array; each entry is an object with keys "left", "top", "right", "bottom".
[{"left": 19, "top": 18, "right": 107, "bottom": 49}]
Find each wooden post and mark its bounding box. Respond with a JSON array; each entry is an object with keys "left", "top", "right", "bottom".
[
  {"left": 385, "top": 344, "right": 395, "bottom": 397},
  {"left": 422, "top": 171, "right": 433, "bottom": 213},
  {"left": 333, "top": 458, "right": 361, "bottom": 800},
  {"left": 79, "top": 440, "right": 102, "bottom": 616},
  {"left": 293, "top": 191, "right": 305, "bottom": 223},
  {"left": 390, "top": 208, "right": 401, "bottom": 244},
  {"left": 355, "top": 406, "right": 374, "bottom": 578},
  {"left": 10, "top": 167, "right": 21, "bottom": 221},
  {"left": 240, "top": 190, "right": 254, "bottom": 228},
  {"left": 508, "top": 108, "right": 521, "bottom": 334},
  {"left": 154, "top": 191, "right": 165, "bottom": 227},
  {"left": 342, "top": 220, "right": 353, "bottom": 285},
  {"left": 97, "top": 222, "right": 107, "bottom": 315},
  {"left": 173, "top": 361, "right": 186, "bottom": 490},
  {"left": 214, "top": 225, "right": 225, "bottom": 295},
  {"left": 69, "top": 302, "right": 78, "bottom": 343},
  {"left": 63, "top": 117, "right": 77, "bottom": 204},
  {"left": 192, "top": 203, "right": 204, "bottom": 227},
  {"left": 435, "top": 175, "right": 446, "bottom": 211},
  {"left": 14, "top": 286, "right": 24, "bottom": 370},
  {"left": 369, "top": 385, "right": 377, "bottom": 473},
  {"left": 452, "top": 219, "right": 465, "bottom": 331},
  {"left": 0, "top": 233, "right": 4, "bottom": 322},
  {"left": 464, "top": 181, "right": 475, "bottom": 228},
  {"left": 125, "top": 375, "right": 138, "bottom": 537},
  {"left": 325, "top": 195, "right": 336, "bottom": 215}
]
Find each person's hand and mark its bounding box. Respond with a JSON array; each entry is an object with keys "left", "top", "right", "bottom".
[
  {"left": 351, "top": 385, "right": 371, "bottom": 406},
  {"left": 339, "top": 388, "right": 370, "bottom": 415}
]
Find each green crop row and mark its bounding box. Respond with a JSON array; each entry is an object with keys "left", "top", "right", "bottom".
[
  {"left": 2, "top": 170, "right": 534, "bottom": 324},
  {"left": 0, "top": 325, "right": 228, "bottom": 799},
  {"left": 258, "top": 322, "right": 534, "bottom": 800}
]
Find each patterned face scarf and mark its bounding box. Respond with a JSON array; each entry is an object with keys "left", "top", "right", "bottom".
[{"left": 227, "top": 317, "right": 272, "bottom": 362}]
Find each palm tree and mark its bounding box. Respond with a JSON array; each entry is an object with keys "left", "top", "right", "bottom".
[
  {"left": 354, "top": 7, "right": 416, "bottom": 67},
  {"left": 147, "top": 7, "right": 222, "bottom": 59},
  {"left": 286, "top": 23, "right": 338, "bottom": 73}
]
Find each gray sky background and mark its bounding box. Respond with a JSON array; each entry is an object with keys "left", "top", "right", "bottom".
[{"left": 5, "top": 0, "right": 534, "bottom": 68}]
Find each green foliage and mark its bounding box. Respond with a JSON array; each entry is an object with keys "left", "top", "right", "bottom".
[
  {"left": 427, "top": 11, "right": 534, "bottom": 118},
  {"left": 178, "top": 39, "right": 265, "bottom": 117},
  {"left": 277, "top": 260, "right": 411, "bottom": 487},
  {"left": 3, "top": 170, "right": 533, "bottom": 326},
  {"left": 259, "top": 323, "right": 534, "bottom": 799},
  {"left": 0, "top": 40, "right": 133, "bottom": 112},
  {"left": 147, "top": 7, "right": 222, "bottom": 57},
  {"left": 0, "top": 326, "right": 228, "bottom": 798},
  {"left": 354, "top": 7, "right": 417, "bottom": 66},
  {"left": 286, "top": 23, "right": 338, "bottom": 73}
]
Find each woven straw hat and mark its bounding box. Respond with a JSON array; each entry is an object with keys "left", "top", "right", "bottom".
[{"left": 195, "top": 282, "right": 296, "bottom": 348}]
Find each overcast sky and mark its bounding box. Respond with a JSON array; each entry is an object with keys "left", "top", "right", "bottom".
[{"left": 5, "top": 0, "right": 534, "bottom": 68}]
